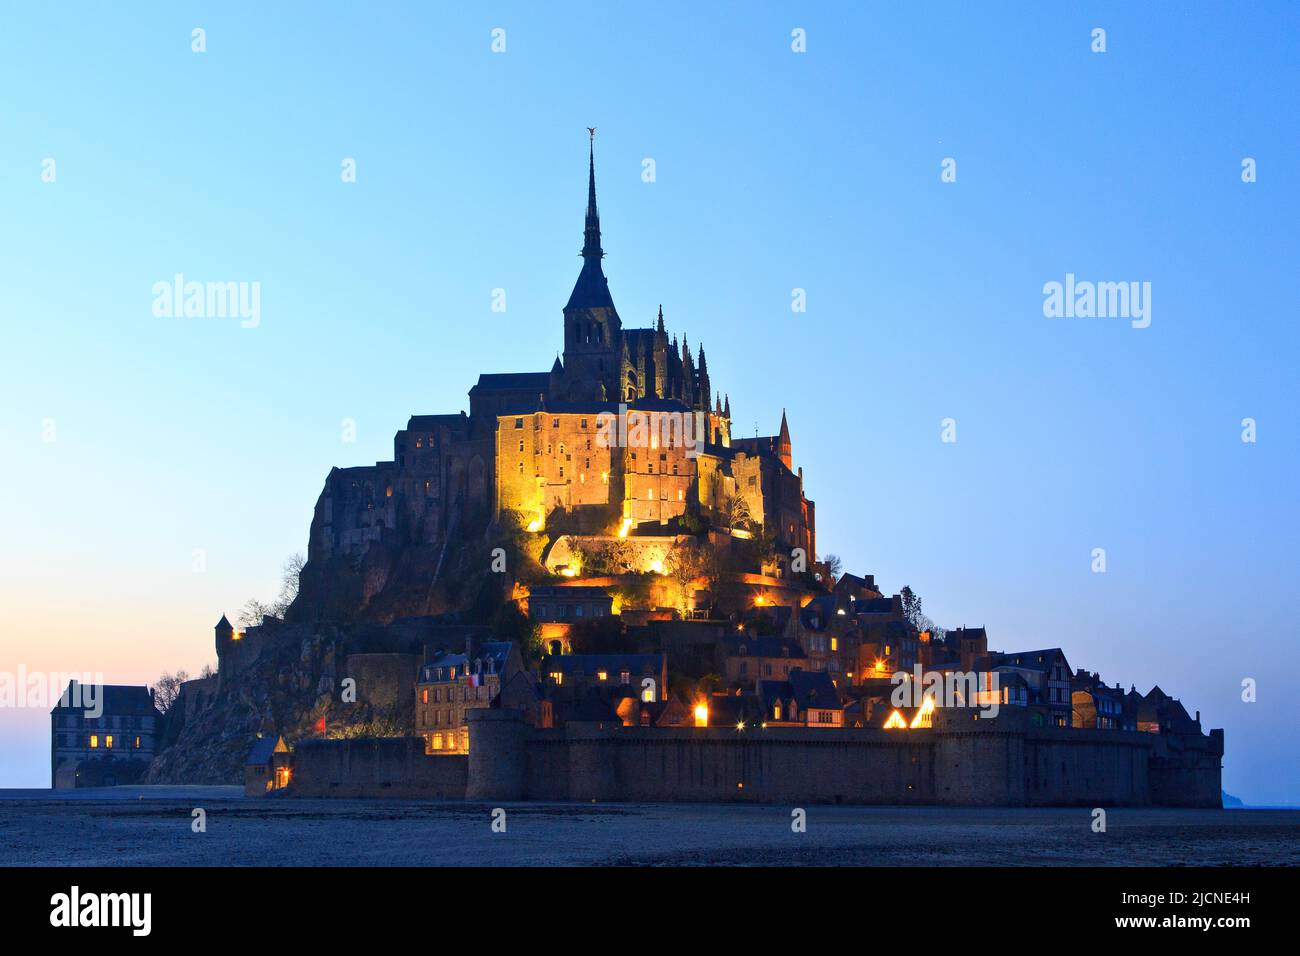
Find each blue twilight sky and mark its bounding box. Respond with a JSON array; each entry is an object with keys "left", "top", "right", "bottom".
[{"left": 1, "top": 2, "right": 1297, "bottom": 800}]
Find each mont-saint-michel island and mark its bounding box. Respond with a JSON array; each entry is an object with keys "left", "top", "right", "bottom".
[{"left": 44, "top": 138, "right": 1225, "bottom": 810}]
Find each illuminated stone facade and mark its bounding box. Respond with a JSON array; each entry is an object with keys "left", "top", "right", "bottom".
[{"left": 294, "top": 137, "right": 815, "bottom": 618}]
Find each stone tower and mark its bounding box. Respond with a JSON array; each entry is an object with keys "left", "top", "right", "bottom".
[{"left": 560, "top": 132, "right": 622, "bottom": 401}]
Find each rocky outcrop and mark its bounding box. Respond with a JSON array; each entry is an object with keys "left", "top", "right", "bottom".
[{"left": 146, "top": 624, "right": 415, "bottom": 784}]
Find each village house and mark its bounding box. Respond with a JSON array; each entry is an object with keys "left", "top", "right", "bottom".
[
  {"left": 244, "top": 734, "right": 291, "bottom": 795},
  {"left": 976, "top": 649, "right": 1073, "bottom": 727},
  {"left": 50, "top": 681, "right": 161, "bottom": 789},
  {"left": 416, "top": 641, "right": 521, "bottom": 753},
  {"left": 758, "top": 669, "right": 844, "bottom": 727},
  {"left": 722, "top": 634, "right": 807, "bottom": 689}
]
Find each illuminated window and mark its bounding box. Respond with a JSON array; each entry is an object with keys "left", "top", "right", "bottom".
[
  {"left": 830, "top": 637, "right": 838, "bottom": 652},
  {"left": 432, "top": 734, "right": 443, "bottom": 750},
  {"left": 597, "top": 671, "right": 608, "bottom": 681},
  {"left": 773, "top": 703, "right": 782, "bottom": 720},
  {"left": 620, "top": 670, "right": 630, "bottom": 684},
  {"left": 422, "top": 688, "right": 428, "bottom": 704},
  {"left": 89, "top": 735, "right": 99, "bottom": 749},
  {"left": 385, "top": 485, "right": 392, "bottom": 498},
  {"left": 550, "top": 672, "right": 563, "bottom": 685},
  {"left": 134, "top": 736, "right": 141, "bottom": 749},
  {"left": 105, "top": 735, "right": 114, "bottom": 749},
  {"left": 678, "top": 490, "right": 684, "bottom": 501}
]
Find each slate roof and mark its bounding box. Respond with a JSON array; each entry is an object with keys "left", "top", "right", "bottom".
[
  {"left": 406, "top": 413, "right": 467, "bottom": 430},
  {"left": 980, "top": 648, "right": 1070, "bottom": 672},
  {"left": 706, "top": 694, "right": 766, "bottom": 726},
  {"left": 245, "top": 735, "right": 285, "bottom": 766},
  {"left": 544, "top": 654, "right": 664, "bottom": 679},
  {"left": 759, "top": 669, "right": 842, "bottom": 713},
  {"left": 51, "top": 682, "right": 159, "bottom": 716},
  {"left": 800, "top": 594, "right": 839, "bottom": 629},
  {"left": 853, "top": 597, "right": 899, "bottom": 614},
  {"left": 723, "top": 635, "right": 806, "bottom": 660},
  {"left": 470, "top": 372, "right": 552, "bottom": 393}
]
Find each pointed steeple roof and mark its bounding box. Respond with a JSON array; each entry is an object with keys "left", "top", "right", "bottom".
[
  {"left": 551, "top": 354, "right": 563, "bottom": 374},
  {"left": 564, "top": 130, "right": 617, "bottom": 313},
  {"left": 777, "top": 409, "right": 792, "bottom": 469},
  {"left": 724, "top": 394, "right": 731, "bottom": 418},
  {"left": 697, "top": 343, "right": 708, "bottom": 371},
  {"left": 656, "top": 305, "right": 665, "bottom": 334},
  {"left": 581, "top": 134, "right": 603, "bottom": 260}
]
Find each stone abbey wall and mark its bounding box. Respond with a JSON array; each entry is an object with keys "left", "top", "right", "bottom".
[{"left": 285, "top": 708, "right": 1221, "bottom": 807}]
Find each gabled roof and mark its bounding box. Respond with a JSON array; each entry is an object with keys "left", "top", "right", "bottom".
[
  {"left": 758, "top": 669, "right": 842, "bottom": 713},
  {"left": 245, "top": 735, "right": 287, "bottom": 766},
  {"left": 984, "top": 648, "right": 1070, "bottom": 672},
  {"left": 789, "top": 670, "right": 842, "bottom": 711},
  {"left": 52, "top": 682, "right": 159, "bottom": 716}
]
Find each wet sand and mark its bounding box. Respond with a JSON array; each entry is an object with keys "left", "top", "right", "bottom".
[{"left": 1, "top": 788, "right": 1295, "bottom": 866}]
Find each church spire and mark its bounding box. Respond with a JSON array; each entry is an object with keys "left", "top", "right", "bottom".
[
  {"left": 564, "top": 129, "right": 617, "bottom": 315},
  {"left": 582, "top": 127, "right": 603, "bottom": 260}
]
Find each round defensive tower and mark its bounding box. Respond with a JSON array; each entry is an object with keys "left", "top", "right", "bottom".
[{"left": 466, "top": 707, "right": 526, "bottom": 801}]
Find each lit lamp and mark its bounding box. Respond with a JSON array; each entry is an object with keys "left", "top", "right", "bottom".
[{"left": 693, "top": 703, "right": 709, "bottom": 727}]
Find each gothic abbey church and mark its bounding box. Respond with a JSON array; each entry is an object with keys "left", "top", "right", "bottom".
[{"left": 290, "top": 139, "right": 815, "bottom": 622}]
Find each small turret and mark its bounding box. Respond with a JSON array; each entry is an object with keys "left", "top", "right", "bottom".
[
  {"left": 777, "top": 409, "right": 792, "bottom": 470},
  {"left": 215, "top": 614, "right": 234, "bottom": 687}
]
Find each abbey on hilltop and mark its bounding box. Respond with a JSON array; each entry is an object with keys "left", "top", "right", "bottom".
[
  {"left": 290, "top": 134, "right": 814, "bottom": 623},
  {"left": 111, "top": 134, "right": 1220, "bottom": 809}
]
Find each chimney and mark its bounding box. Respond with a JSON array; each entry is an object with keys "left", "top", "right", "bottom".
[{"left": 465, "top": 631, "right": 482, "bottom": 660}]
